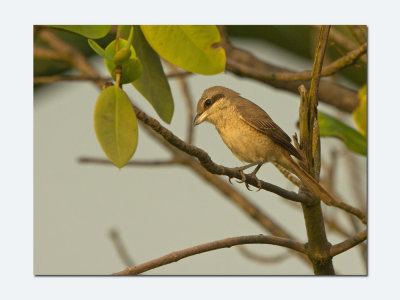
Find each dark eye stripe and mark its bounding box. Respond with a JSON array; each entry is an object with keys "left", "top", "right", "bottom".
[
  {"left": 203, "top": 93, "right": 224, "bottom": 109},
  {"left": 211, "top": 93, "right": 224, "bottom": 102}
]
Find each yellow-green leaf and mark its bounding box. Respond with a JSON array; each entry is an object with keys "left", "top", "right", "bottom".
[
  {"left": 353, "top": 84, "right": 367, "bottom": 136},
  {"left": 318, "top": 111, "right": 366, "bottom": 156},
  {"left": 104, "top": 39, "right": 143, "bottom": 84},
  {"left": 94, "top": 86, "right": 138, "bottom": 168},
  {"left": 132, "top": 26, "right": 174, "bottom": 123},
  {"left": 51, "top": 25, "right": 112, "bottom": 39},
  {"left": 141, "top": 25, "right": 225, "bottom": 75}
]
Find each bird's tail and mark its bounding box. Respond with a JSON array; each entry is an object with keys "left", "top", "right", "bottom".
[{"left": 282, "top": 156, "right": 336, "bottom": 206}]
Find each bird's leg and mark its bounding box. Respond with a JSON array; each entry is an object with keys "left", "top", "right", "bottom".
[
  {"left": 228, "top": 162, "right": 259, "bottom": 184},
  {"left": 245, "top": 163, "right": 264, "bottom": 191},
  {"left": 228, "top": 162, "right": 264, "bottom": 192}
]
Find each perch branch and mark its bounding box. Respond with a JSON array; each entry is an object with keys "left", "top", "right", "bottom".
[
  {"left": 133, "top": 104, "right": 306, "bottom": 204},
  {"left": 112, "top": 234, "right": 306, "bottom": 275}
]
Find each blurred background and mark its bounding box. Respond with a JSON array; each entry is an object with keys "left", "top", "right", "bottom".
[{"left": 34, "top": 26, "right": 367, "bottom": 275}]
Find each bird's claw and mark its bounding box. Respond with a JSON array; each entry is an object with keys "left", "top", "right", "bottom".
[
  {"left": 246, "top": 174, "right": 262, "bottom": 192},
  {"left": 235, "top": 170, "right": 246, "bottom": 183},
  {"left": 228, "top": 170, "right": 262, "bottom": 192}
]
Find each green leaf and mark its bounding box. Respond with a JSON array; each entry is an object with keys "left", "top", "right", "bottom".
[
  {"left": 140, "top": 25, "right": 225, "bottom": 75},
  {"left": 353, "top": 84, "right": 367, "bottom": 136},
  {"left": 132, "top": 26, "right": 174, "bottom": 123},
  {"left": 318, "top": 111, "right": 367, "bottom": 156},
  {"left": 88, "top": 39, "right": 113, "bottom": 61},
  {"left": 104, "top": 39, "right": 143, "bottom": 84},
  {"left": 94, "top": 85, "right": 138, "bottom": 168},
  {"left": 51, "top": 25, "right": 112, "bottom": 39}
]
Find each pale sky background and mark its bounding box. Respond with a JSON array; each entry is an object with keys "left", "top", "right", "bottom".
[{"left": 34, "top": 37, "right": 366, "bottom": 275}]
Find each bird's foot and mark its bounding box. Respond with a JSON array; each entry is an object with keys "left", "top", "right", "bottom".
[
  {"left": 245, "top": 172, "right": 262, "bottom": 192},
  {"left": 228, "top": 168, "right": 246, "bottom": 184},
  {"left": 228, "top": 167, "right": 263, "bottom": 192}
]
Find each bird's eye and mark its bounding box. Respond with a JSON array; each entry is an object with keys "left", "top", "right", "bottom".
[{"left": 204, "top": 99, "right": 212, "bottom": 107}]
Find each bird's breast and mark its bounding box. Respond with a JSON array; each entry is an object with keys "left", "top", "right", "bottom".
[{"left": 215, "top": 118, "right": 277, "bottom": 163}]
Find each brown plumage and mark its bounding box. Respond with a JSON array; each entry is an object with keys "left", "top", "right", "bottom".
[
  {"left": 233, "top": 96, "right": 302, "bottom": 160},
  {"left": 194, "top": 86, "right": 336, "bottom": 205}
]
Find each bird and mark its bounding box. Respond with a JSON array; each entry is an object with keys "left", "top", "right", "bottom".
[{"left": 193, "top": 86, "right": 335, "bottom": 204}]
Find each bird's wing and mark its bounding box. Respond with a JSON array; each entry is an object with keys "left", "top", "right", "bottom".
[{"left": 235, "top": 98, "right": 301, "bottom": 159}]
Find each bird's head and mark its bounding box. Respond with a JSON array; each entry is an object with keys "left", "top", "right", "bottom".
[{"left": 193, "top": 86, "right": 239, "bottom": 126}]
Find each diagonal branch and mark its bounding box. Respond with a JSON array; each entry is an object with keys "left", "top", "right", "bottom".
[
  {"left": 218, "top": 26, "right": 360, "bottom": 113},
  {"left": 112, "top": 234, "right": 306, "bottom": 275},
  {"left": 133, "top": 104, "right": 306, "bottom": 204},
  {"left": 227, "top": 42, "right": 366, "bottom": 82},
  {"left": 109, "top": 229, "right": 135, "bottom": 267},
  {"left": 330, "top": 230, "right": 367, "bottom": 257}
]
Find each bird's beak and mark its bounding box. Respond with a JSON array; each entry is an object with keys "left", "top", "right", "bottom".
[{"left": 193, "top": 113, "right": 206, "bottom": 126}]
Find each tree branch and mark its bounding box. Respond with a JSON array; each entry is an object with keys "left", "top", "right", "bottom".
[
  {"left": 237, "top": 245, "right": 290, "bottom": 264},
  {"left": 38, "top": 29, "right": 100, "bottom": 79},
  {"left": 166, "top": 62, "right": 195, "bottom": 144},
  {"left": 330, "top": 230, "right": 367, "bottom": 257},
  {"left": 348, "top": 25, "right": 367, "bottom": 45},
  {"left": 298, "top": 25, "right": 335, "bottom": 275},
  {"left": 218, "top": 26, "right": 360, "bottom": 113},
  {"left": 227, "top": 42, "right": 366, "bottom": 82},
  {"left": 133, "top": 103, "right": 307, "bottom": 204},
  {"left": 109, "top": 229, "right": 135, "bottom": 267},
  {"left": 320, "top": 25, "right": 367, "bottom": 64},
  {"left": 166, "top": 70, "right": 192, "bottom": 78},
  {"left": 34, "top": 74, "right": 111, "bottom": 85},
  {"left": 79, "top": 157, "right": 179, "bottom": 166},
  {"left": 112, "top": 234, "right": 306, "bottom": 275}
]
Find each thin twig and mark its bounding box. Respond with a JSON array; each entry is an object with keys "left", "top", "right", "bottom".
[
  {"left": 318, "top": 25, "right": 367, "bottom": 64},
  {"left": 330, "top": 230, "right": 367, "bottom": 257},
  {"left": 348, "top": 25, "right": 367, "bottom": 45},
  {"left": 109, "top": 229, "right": 135, "bottom": 267},
  {"left": 224, "top": 42, "right": 366, "bottom": 81},
  {"left": 34, "top": 74, "right": 111, "bottom": 85},
  {"left": 231, "top": 43, "right": 366, "bottom": 82},
  {"left": 218, "top": 26, "right": 360, "bottom": 113},
  {"left": 166, "top": 63, "right": 195, "bottom": 144},
  {"left": 78, "top": 157, "right": 180, "bottom": 166},
  {"left": 34, "top": 46, "right": 67, "bottom": 61},
  {"left": 38, "top": 29, "right": 100, "bottom": 80},
  {"left": 112, "top": 234, "right": 307, "bottom": 275},
  {"left": 237, "top": 245, "right": 290, "bottom": 264}
]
